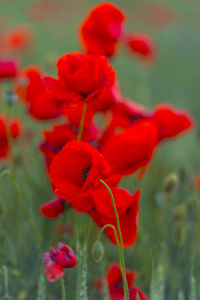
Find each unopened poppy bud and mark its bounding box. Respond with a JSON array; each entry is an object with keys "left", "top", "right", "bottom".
[
  {"left": 3, "top": 90, "right": 18, "bottom": 106},
  {"left": 162, "top": 173, "right": 179, "bottom": 194},
  {"left": 172, "top": 203, "right": 187, "bottom": 221},
  {"left": 92, "top": 240, "right": 104, "bottom": 263},
  {"left": 173, "top": 223, "right": 186, "bottom": 246}
]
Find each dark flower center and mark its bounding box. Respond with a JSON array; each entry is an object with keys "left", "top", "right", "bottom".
[
  {"left": 82, "top": 164, "right": 92, "bottom": 181},
  {"left": 114, "top": 279, "right": 123, "bottom": 289}
]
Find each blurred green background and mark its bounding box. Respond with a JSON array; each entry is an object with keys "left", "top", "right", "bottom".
[{"left": 0, "top": 0, "right": 200, "bottom": 299}]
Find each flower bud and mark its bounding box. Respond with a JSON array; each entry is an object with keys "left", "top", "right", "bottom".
[
  {"left": 172, "top": 203, "right": 187, "bottom": 221},
  {"left": 173, "top": 223, "right": 186, "bottom": 246},
  {"left": 92, "top": 240, "right": 104, "bottom": 263},
  {"left": 3, "top": 90, "right": 18, "bottom": 106},
  {"left": 162, "top": 173, "right": 179, "bottom": 194}
]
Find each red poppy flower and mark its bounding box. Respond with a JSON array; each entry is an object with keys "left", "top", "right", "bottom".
[
  {"left": 88, "top": 81, "right": 121, "bottom": 113},
  {"left": 50, "top": 141, "right": 110, "bottom": 211},
  {"left": 28, "top": 89, "right": 66, "bottom": 120},
  {"left": 0, "top": 115, "right": 21, "bottom": 158},
  {"left": 40, "top": 122, "right": 98, "bottom": 172},
  {"left": 0, "top": 60, "right": 19, "bottom": 79},
  {"left": 151, "top": 104, "right": 194, "bottom": 141},
  {"left": 80, "top": 3, "right": 125, "bottom": 57},
  {"left": 40, "top": 198, "right": 65, "bottom": 218},
  {"left": 43, "top": 243, "right": 77, "bottom": 282},
  {"left": 1, "top": 25, "right": 33, "bottom": 53},
  {"left": 102, "top": 120, "right": 158, "bottom": 176},
  {"left": 95, "top": 263, "right": 148, "bottom": 300},
  {"left": 126, "top": 34, "right": 156, "bottom": 64},
  {"left": 90, "top": 189, "right": 140, "bottom": 247},
  {"left": 99, "top": 99, "right": 148, "bottom": 147},
  {"left": 55, "top": 52, "right": 116, "bottom": 103},
  {"left": 44, "top": 260, "right": 64, "bottom": 282},
  {"left": 15, "top": 65, "right": 43, "bottom": 102}
]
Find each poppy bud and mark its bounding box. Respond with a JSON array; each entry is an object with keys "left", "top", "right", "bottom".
[
  {"left": 92, "top": 240, "right": 104, "bottom": 263},
  {"left": 173, "top": 223, "right": 186, "bottom": 246},
  {"left": 162, "top": 173, "right": 179, "bottom": 194},
  {"left": 172, "top": 203, "right": 187, "bottom": 221},
  {"left": 3, "top": 91, "right": 18, "bottom": 106}
]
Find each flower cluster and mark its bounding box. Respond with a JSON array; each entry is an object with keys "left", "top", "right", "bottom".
[
  {"left": 80, "top": 3, "right": 156, "bottom": 62},
  {"left": 0, "top": 1, "right": 195, "bottom": 297},
  {"left": 43, "top": 243, "right": 77, "bottom": 282}
]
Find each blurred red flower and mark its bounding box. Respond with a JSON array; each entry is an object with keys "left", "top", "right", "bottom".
[
  {"left": 0, "top": 25, "right": 33, "bottom": 53},
  {"left": 40, "top": 198, "right": 65, "bottom": 218},
  {"left": 80, "top": 3, "right": 125, "bottom": 57},
  {"left": 15, "top": 65, "right": 43, "bottom": 102},
  {"left": 0, "top": 115, "right": 21, "bottom": 158},
  {"left": 43, "top": 242, "right": 77, "bottom": 282},
  {"left": 126, "top": 34, "right": 156, "bottom": 64},
  {"left": 95, "top": 263, "right": 148, "bottom": 300},
  {"left": 0, "top": 60, "right": 19, "bottom": 79},
  {"left": 151, "top": 104, "right": 194, "bottom": 141}
]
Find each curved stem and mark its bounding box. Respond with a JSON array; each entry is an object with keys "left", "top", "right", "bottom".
[
  {"left": 100, "top": 179, "right": 129, "bottom": 300},
  {"left": 97, "top": 224, "right": 120, "bottom": 249},
  {"left": 77, "top": 103, "right": 87, "bottom": 141}
]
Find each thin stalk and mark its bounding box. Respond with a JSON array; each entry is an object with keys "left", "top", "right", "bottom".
[
  {"left": 61, "top": 277, "right": 66, "bottom": 300},
  {"left": 77, "top": 103, "right": 87, "bottom": 141},
  {"left": 100, "top": 179, "right": 129, "bottom": 300},
  {"left": 97, "top": 224, "right": 121, "bottom": 267}
]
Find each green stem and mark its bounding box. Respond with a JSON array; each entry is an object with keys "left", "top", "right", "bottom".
[
  {"left": 97, "top": 224, "right": 121, "bottom": 269},
  {"left": 100, "top": 179, "right": 129, "bottom": 300},
  {"left": 61, "top": 277, "right": 66, "bottom": 300},
  {"left": 2, "top": 266, "right": 9, "bottom": 299},
  {"left": 77, "top": 103, "right": 87, "bottom": 141},
  {"left": 97, "top": 224, "right": 120, "bottom": 249},
  {"left": 0, "top": 169, "right": 42, "bottom": 252}
]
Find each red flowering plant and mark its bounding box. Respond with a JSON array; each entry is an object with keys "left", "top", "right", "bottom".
[
  {"left": 0, "top": 3, "right": 196, "bottom": 299},
  {"left": 94, "top": 263, "right": 148, "bottom": 300},
  {"left": 0, "top": 115, "right": 21, "bottom": 159},
  {"left": 43, "top": 243, "right": 77, "bottom": 282},
  {"left": 0, "top": 59, "right": 19, "bottom": 80},
  {"left": 80, "top": 3, "right": 156, "bottom": 64}
]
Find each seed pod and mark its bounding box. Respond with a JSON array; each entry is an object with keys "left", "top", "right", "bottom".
[
  {"left": 92, "top": 240, "right": 104, "bottom": 263},
  {"left": 173, "top": 223, "right": 186, "bottom": 246},
  {"left": 172, "top": 203, "right": 187, "bottom": 221},
  {"left": 162, "top": 173, "right": 179, "bottom": 194},
  {"left": 3, "top": 90, "right": 18, "bottom": 106}
]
